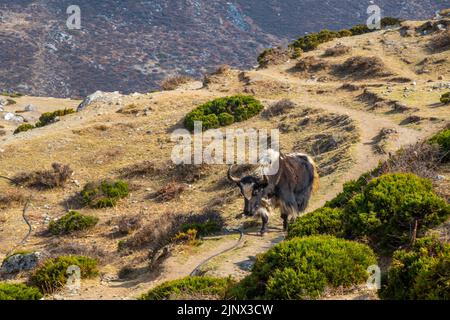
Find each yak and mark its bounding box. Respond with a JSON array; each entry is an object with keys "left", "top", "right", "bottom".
[{"left": 228, "top": 150, "right": 319, "bottom": 234}]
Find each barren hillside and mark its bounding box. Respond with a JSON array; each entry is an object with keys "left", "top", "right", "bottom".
[{"left": 0, "top": 0, "right": 447, "bottom": 97}]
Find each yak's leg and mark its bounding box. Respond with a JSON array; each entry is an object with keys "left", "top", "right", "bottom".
[
  {"left": 260, "top": 210, "right": 269, "bottom": 235},
  {"left": 280, "top": 206, "right": 290, "bottom": 231},
  {"left": 280, "top": 194, "right": 298, "bottom": 231},
  {"left": 281, "top": 214, "right": 288, "bottom": 231}
]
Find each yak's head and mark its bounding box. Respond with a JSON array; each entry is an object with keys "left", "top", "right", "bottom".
[{"left": 228, "top": 166, "right": 269, "bottom": 217}]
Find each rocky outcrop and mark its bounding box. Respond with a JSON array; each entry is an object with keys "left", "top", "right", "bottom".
[
  {"left": 77, "top": 91, "right": 124, "bottom": 112},
  {"left": 0, "top": 252, "right": 43, "bottom": 276}
]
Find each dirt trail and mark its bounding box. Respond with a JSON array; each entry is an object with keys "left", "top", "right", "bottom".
[{"left": 59, "top": 235, "right": 242, "bottom": 300}]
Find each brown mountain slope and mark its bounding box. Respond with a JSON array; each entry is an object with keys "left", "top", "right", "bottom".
[{"left": 0, "top": 0, "right": 447, "bottom": 97}]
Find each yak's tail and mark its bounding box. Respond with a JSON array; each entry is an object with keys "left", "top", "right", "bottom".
[
  {"left": 297, "top": 153, "right": 319, "bottom": 193},
  {"left": 294, "top": 153, "right": 319, "bottom": 213},
  {"left": 310, "top": 158, "right": 320, "bottom": 195}
]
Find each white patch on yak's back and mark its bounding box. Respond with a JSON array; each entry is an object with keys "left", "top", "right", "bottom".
[
  {"left": 292, "top": 152, "right": 316, "bottom": 166},
  {"left": 259, "top": 149, "right": 280, "bottom": 176},
  {"left": 242, "top": 183, "right": 254, "bottom": 200}
]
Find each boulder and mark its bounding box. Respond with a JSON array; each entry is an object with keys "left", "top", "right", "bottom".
[
  {"left": 24, "top": 104, "right": 36, "bottom": 112},
  {"left": 0, "top": 252, "right": 43, "bottom": 275},
  {"left": 3, "top": 112, "right": 24, "bottom": 122},
  {"left": 77, "top": 91, "right": 124, "bottom": 112}
]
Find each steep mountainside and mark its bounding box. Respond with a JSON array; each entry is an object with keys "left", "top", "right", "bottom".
[{"left": 0, "top": 0, "right": 447, "bottom": 98}]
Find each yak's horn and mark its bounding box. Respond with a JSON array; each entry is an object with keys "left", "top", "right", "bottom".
[{"left": 228, "top": 165, "right": 241, "bottom": 183}]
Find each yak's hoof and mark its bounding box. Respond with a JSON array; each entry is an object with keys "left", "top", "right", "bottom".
[{"left": 259, "top": 229, "right": 268, "bottom": 236}]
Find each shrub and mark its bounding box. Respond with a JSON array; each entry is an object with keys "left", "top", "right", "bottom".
[
  {"left": 291, "top": 47, "right": 303, "bottom": 59},
  {"left": 325, "top": 173, "right": 371, "bottom": 208},
  {"left": 122, "top": 211, "right": 224, "bottom": 260},
  {"left": 180, "top": 219, "right": 222, "bottom": 237},
  {"left": 35, "top": 108, "right": 75, "bottom": 128},
  {"left": 229, "top": 236, "right": 377, "bottom": 300},
  {"left": 184, "top": 95, "right": 263, "bottom": 131},
  {"left": 12, "top": 163, "right": 73, "bottom": 189},
  {"left": 381, "top": 17, "right": 402, "bottom": 28},
  {"left": 167, "top": 162, "right": 211, "bottom": 183},
  {"left": 31, "top": 255, "right": 98, "bottom": 294},
  {"left": 140, "top": 276, "right": 233, "bottom": 300},
  {"left": 440, "top": 92, "right": 450, "bottom": 104},
  {"left": 173, "top": 229, "right": 199, "bottom": 246},
  {"left": 117, "top": 215, "right": 142, "bottom": 235},
  {"left": 0, "top": 189, "right": 26, "bottom": 208},
  {"left": 48, "top": 211, "right": 99, "bottom": 235},
  {"left": 289, "top": 24, "right": 374, "bottom": 49},
  {"left": 294, "top": 56, "right": 329, "bottom": 73},
  {"left": 288, "top": 207, "right": 344, "bottom": 238},
  {"left": 375, "top": 142, "right": 443, "bottom": 180},
  {"left": 212, "top": 64, "right": 231, "bottom": 75},
  {"left": 338, "top": 29, "right": 353, "bottom": 37},
  {"left": 14, "top": 123, "right": 35, "bottom": 134},
  {"left": 6, "top": 98, "right": 16, "bottom": 105},
  {"left": 290, "top": 29, "right": 341, "bottom": 52},
  {"left": 152, "top": 182, "right": 185, "bottom": 202},
  {"left": 160, "top": 75, "right": 193, "bottom": 91},
  {"left": 262, "top": 99, "right": 296, "bottom": 118},
  {"left": 429, "top": 128, "right": 450, "bottom": 159},
  {"left": 1, "top": 91, "right": 23, "bottom": 98},
  {"left": 323, "top": 44, "right": 351, "bottom": 57},
  {"left": 217, "top": 112, "right": 234, "bottom": 126},
  {"left": 81, "top": 180, "right": 129, "bottom": 208},
  {"left": 257, "top": 47, "right": 291, "bottom": 68},
  {"left": 118, "top": 160, "right": 159, "bottom": 179},
  {"left": 336, "top": 56, "right": 387, "bottom": 78},
  {"left": 349, "top": 24, "right": 372, "bottom": 35},
  {"left": 344, "top": 173, "right": 450, "bottom": 251},
  {"left": 381, "top": 237, "right": 450, "bottom": 300},
  {"left": 0, "top": 283, "right": 42, "bottom": 300},
  {"left": 431, "top": 30, "right": 450, "bottom": 51}
]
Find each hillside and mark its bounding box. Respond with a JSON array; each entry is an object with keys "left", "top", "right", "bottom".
[
  {"left": 0, "top": 16, "right": 449, "bottom": 300},
  {"left": 0, "top": 0, "right": 447, "bottom": 98}
]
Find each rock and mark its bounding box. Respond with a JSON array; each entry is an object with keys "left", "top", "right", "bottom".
[
  {"left": 24, "top": 104, "right": 36, "bottom": 112},
  {"left": 77, "top": 91, "right": 124, "bottom": 112},
  {"left": 0, "top": 252, "right": 43, "bottom": 275},
  {"left": 438, "top": 75, "right": 444, "bottom": 80},
  {"left": 3, "top": 112, "right": 23, "bottom": 122},
  {"left": 400, "top": 115, "right": 422, "bottom": 125},
  {"left": 0, "top": 98, "right": 7, "bottom": 106},
  {"left": 432, "top": 82, "right": 450, "bottom": 90}
]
